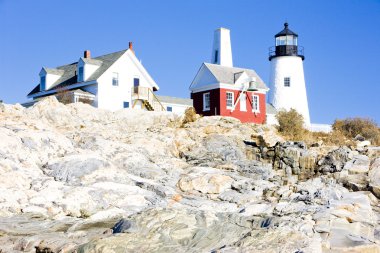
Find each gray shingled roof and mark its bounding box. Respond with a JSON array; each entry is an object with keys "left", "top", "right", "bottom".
[
  {"left": 28, "top": 49, "right": 128, "bottom": 96},
  {"left": 81, "top": 57, "right": 103, "bottom": 66},
  {"left": 266, "top": 103, "right": 277, "bottom": 115},
  {"left": 204, "top": 63, "right": 268, "bottom": 90},
  {"left": 43, "top": 67, "right": 65, "bottom": 75},
  {"left": 156, "top": 95, "right": 193, "bottom": 106},
  {"left": 71, "top": 89, "right": 95, "bottom": 96}
]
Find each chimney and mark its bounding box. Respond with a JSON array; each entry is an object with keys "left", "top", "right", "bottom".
[
  {"left": 84, "top": 50, "right": 91, "bottom": 59},
  {"left": 129, "top": 42, "right": 134, "bottom": 54}
]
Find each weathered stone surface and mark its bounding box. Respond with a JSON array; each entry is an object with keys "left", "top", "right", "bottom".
[
  {"left": 369, "top": 158, "right": 380, "bottom": 198},
  {"left": 344, "top": 154, "right": 371, "bottom": 174},
  {"left": 0, "top": 97, "right": 378, "bottom": 252}
]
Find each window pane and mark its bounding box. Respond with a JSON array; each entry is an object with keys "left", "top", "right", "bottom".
[
  {"left": 134, "top": 78, "right": 140, "bottom": 87},
  {"left": 214, "top": 50, "right": 218, "bottom": 63},
  {"left": 112, "top": 72, "right": 119, "bottom": 86},
  {"left": 284, "top": 77, "right": 291, "bottom": 87},
  {"left": 40, "top": 76, "right": 46, "bottom": 90},
  {"left": 252, "top": 95, "right": 260, "bottom": 112},
  {"left": 203, "top": 93, "right": 210, "bottom": 110},
  {"left": 167, "top": 106, "right": 172, "bottom": 112},
  {"left": 123, "top": 101, "right": 129, "bottom": 108},
  {"left": 226, "top": 92, "right": 233, "bottom": 108},
  {"left": 78, "top": 67, "right": 84, "bottom": 81}
]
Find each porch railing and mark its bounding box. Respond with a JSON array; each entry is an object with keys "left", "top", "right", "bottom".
[{"left": 132, "top": 86, "right": 166, "bottom": 111}]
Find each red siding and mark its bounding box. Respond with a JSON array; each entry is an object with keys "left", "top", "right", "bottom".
[
  {"left": 191, "top": 88, "right": 220, "bottom": 116},
  {"left": 219, "top": 88, "right": 266, "bottom": 124},
  {"left": 191, "top": 88, "right": 266, "bottom": 124}
]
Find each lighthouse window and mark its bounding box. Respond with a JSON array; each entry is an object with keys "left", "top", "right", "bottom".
[
  {"left": 203, "top": 92, "right": 210, "bottom": 111},
  {"left": 226, "top": 92, "right": 233, "bottom": 109},
  {"left": 284, "top": 77, "right": 291, "bottom": 87},
  {"left": 214, "top": 50, "right": 218, "bottom": 63},
  {"left": 252, "top": 95, "right": 260, "bottom": 112}
]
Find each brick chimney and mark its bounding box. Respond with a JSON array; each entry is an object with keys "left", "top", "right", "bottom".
[
  {"left": 84, "top": 50, "right": 91, "bottom": 58},
  {"left": 129, "top": 42, "right": 134, "bottom": 54}
]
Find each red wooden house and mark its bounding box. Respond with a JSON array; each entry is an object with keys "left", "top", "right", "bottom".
[
  {"left": 189, "top": 28, "right": 270, "bottom": 124},
  {"left": 190, "top": 63, "right": 269, "bottom": 123}
]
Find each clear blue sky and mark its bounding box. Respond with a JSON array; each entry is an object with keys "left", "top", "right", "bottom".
[{"left": 1, "top": 0, "right": 379, "bottom": 124}]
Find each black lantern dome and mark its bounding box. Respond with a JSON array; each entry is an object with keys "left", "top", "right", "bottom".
[{"left": 269, "top": 23, "right": 304, "bottom": 61}]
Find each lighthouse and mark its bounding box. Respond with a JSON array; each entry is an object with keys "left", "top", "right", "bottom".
[{"left": 268, "top": 23, "right": 310, "bottom": 126}]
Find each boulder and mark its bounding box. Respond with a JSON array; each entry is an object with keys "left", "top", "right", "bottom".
[
  {"left": 369, "top": 158, "right": 380, "bottom": 198},
  {"left": 344, "top": 155, "right": 370, "bottom": 174}
]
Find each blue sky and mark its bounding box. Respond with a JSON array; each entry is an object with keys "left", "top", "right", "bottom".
[{"left": 1, "top": 0, "right": 379, "bottom": 124}]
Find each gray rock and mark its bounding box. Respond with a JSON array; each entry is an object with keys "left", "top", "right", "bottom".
[{"left": 112, "top": 218, "right": 133, "bottom": 234}]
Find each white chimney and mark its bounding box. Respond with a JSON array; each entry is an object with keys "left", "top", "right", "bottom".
[{"left": 211, "top": 28, "right": 233, "bottom": 67}]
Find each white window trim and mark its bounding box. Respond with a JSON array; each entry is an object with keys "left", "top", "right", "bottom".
[
  {"left": 252, "top": 95, "right": 260, "bottom": 112},
  {"left": 203, "top": 92, "right": 210, "bottom": 111},
  {"left": 226, "top": 92, "right": 234, "bottom": 109}
]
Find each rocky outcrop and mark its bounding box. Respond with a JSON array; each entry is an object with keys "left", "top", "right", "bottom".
[{"left": 0, "top": 97, "right": 379, "bottom": 252}]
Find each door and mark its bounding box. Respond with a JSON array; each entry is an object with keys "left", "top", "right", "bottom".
[{"left": 240, "top": 92, "right": 247, "bottom": 111}]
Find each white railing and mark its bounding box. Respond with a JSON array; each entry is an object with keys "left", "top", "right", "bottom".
[{"left": 132, "top": 86, "right": 165, "bottom": 111}]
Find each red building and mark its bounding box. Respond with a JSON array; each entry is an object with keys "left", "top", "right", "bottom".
[
  {"left": 190, "top": 63, "right": 269, "bottom": 123},
  {"left": 189, "top": 28, "right": 270, "bottom": 124}
]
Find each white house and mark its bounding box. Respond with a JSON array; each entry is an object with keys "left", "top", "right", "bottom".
[
  {"left": 26, "top": 43, "right": 192, "bottom": 113},
  {"left": 156, "top": 95, "right": 193, "bottom": 114}
]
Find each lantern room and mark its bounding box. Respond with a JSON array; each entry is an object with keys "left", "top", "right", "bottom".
[{"left": 269, "top": 23, "right": 304, "bottom": 61}]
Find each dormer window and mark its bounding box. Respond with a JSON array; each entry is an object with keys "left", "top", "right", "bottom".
[
  {"left": 78, "top": 66, "right": 84, "bottom": 82},
  {"left": 40, "top": 76, "right": 46, "bottom": 91}
]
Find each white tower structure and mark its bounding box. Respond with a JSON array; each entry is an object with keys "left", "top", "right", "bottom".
[
  {"left": 211, "top": 28, "right": 233, "bottom": 67},
  {"left": 269, "top": 23, "right": 310, "bottom": 126}
]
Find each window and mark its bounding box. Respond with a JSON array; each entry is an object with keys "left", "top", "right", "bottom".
[
  {"left": 252, "top": 95, "right": 260, "bottom": 112},
  {"left": 134, "top": 78, "right": 140, "bottom": 87},
  {"left": 78, "top": 66, "right": 84, "bottom": 81},
  {"left": 123, "top": 101, "right": 129, "bottom": 108},
  {"left": 226, "top": 92, "right": 233, "bottom": 109},
  {"left": 284, "top": 77, "right": 291, "bottom": 87},
  {"left": 214, "top": 50, "right": 218, "bottom": 63},
  {"left": 167, "top": 106, "right": 173, "bottom": 112},
  {"left": 112, "top": 72, "right": 119, "bottom": 86},
  {"left": 40, "top": 76, "right": 46, "bottom": 90},
  {"left": 203, "top": 92, "right": 210, "bottom": 111}
]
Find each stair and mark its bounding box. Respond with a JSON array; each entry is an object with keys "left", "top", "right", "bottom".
[
  {"left": 132, "top": 86, "right": 165, "bottom": 111},
  {"left": 142, "top": 100, "right": 153, "bottom": 111}
]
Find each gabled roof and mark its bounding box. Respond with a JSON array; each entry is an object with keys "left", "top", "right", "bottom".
[
  {"left": 156, "top": 95, "right": 193, "bottom": 106},
  {"left": 28, "top": 49, "right": 128, "bottom": 96},
  {"left": 202, "top": 63, "right": 268, "bottom": 90}
]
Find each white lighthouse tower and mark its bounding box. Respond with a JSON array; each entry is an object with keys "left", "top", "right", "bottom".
[
  {"left": 211, "top": 28, "right": 233, "bottom": 67},
  {"left": 268, "top": 23, "right": 310, "bottom": 126}
]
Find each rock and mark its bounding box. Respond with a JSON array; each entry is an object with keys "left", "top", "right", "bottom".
[
  {"left": 318, "top": 146, "right": 354, "bottom": 173},
  {"left": 357, "top": 140, "right": 371, "bottom": 148},
  {"left": 112, "top": 218, "right": 133, "bottom": 234},
  {"left": 240, "top": 203, "right": 274, "bottom": 216},
  {"left": 178, "top": 167, "right": 234, "bottom": 194},
  {"left": 344, "top": 155, "right": 370, "bottom": 174},
  {"left": 78, "top": 208, "right": 252, "bottom": 253},
  {"left": 354, "top": 134, "right": 366, "bottom": 142},
  {"left": 369, "top": 158, "right": 380, "bottom": 198},
  {"left": 0, "top": 98, "right": 378, "bottom": 252}
]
